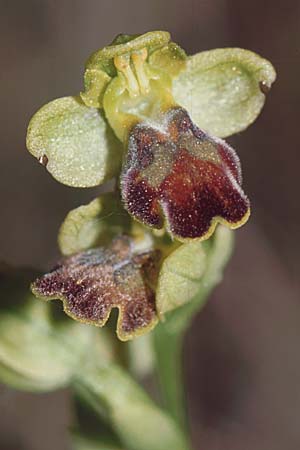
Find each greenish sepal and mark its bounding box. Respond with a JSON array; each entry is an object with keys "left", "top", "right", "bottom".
[
  {"left": 58, "top": 193, "right": 131, "bottom": 256},
  {"left": 26, "top": 96, "right": 122, "bottom": 187},
  {"left": 173, "top": 48, "right": 276, "bottom": 137}
]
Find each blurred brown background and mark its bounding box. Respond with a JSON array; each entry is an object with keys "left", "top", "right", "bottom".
[{"left": 1, "top": 0, "right": 299, "bottom": 449}]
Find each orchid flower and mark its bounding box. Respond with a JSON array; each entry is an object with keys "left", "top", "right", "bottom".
[{"left": 26, "top": 31, "right": 275, "bottom": 339}]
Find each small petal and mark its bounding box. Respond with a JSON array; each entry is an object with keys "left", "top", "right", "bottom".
[
  {"left": 148, "top": 42, "right": 187, "bottom": 77},
  {"left": 80, "top": 68, "right": 111, "bottom": 108},
  {"left": 26, "top": 96, "right": 122, "bottom": 187},
  {"left": 173, "top": 48, "right": 276, "bottom": 137},
  {"left": 121, "top": 107, "right": 250, "bottom": 241},
  {"left": 32, "top": 236, "right": 160, "bottom": 341}
]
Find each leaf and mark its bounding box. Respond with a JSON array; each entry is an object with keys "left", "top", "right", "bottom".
[
  {"left": 0, "top": 267, "right": 115, "bottom": 392},
  {"left": 74, "top": 364, "right": 190, "bottom": 450},
  {"left": 58, "top": 194, "right": 131, "bottom": 256},
  {"left": 26, "top": 96, "right": 122, "bottom": 187},
  {"left": 32, "top": 236, "right": 161, "bottom": 341},
  {"left": 173, "top": 48, "right": 276, "bottom": 137}
]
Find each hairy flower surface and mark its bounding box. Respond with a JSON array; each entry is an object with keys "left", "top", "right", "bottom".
[
  {"left": 122, "top": 107, "right": 250, "bottom": 241},
  {"left": 26, "top": 31, "right": 276, "bottom": 338},
  {"left": 32, "top": 236, "right": 160, "bottom": 341}
]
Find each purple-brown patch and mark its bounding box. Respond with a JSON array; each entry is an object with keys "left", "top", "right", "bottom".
[
  {"left": 121, "top": 107, "right": 250, "bottom": 241},
  {"left": 31, "top": 236, "right": 160, "bottom": 341}
]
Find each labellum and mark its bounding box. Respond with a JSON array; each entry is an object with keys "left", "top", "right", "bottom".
[
  {"left": 121, "top": 107, "right": 250, "bottom": 241},
  {"left": 32, "top": 236, "right": 161, "bottom": 341}
]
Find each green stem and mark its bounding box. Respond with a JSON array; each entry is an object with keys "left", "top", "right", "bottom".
[
  {"left": 153, "top": 226, "right": 234, "bottom": 433},
  {"left": 72, "top": 363, "right": 191, "bottom": 450},
  {"left": 153, "top": 327, "right": 186, "bottom": 429}
]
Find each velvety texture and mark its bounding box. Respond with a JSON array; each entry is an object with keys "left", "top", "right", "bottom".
[
  {"left": 32, "top": 236, "right": 160, "bottom": 340},
  {"left": 121, "top": 107, "right": 250, "bottom": 241}
]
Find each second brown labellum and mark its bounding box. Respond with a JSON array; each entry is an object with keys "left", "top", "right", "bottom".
[{"left": 32, "top": 236, "right": 161, "bottom": 341}]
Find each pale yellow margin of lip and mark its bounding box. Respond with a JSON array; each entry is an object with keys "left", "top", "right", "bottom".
[
  {"left": 117, "top": 310, "right": 159, "bottom": 342},
  {"left": 31, "top": 286, "right": 159, "bottom": 342},
  {"left": 168, "top": 206, "right": 251, "bottom": 244},
  {"left": 123, "top": 196, "right": 250, "bottom": 244}
]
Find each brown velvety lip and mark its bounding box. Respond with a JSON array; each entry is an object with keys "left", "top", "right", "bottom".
[{"left": 121, "top": 107, "right": 250, "bottom": 241}]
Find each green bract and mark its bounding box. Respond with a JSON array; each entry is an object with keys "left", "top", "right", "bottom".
[
  {"left": 156, "top": 240, "right": 208, "bottom": 316},
  {"left": 157, "top": 225, "right": 234, "bottom": 330},
  {"left": 156, "top": 225, "right": 234, "bottom": 317}
]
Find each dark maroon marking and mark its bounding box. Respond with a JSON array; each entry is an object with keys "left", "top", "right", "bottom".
[
  {"left": 32, "top": 236, "right": 160, "bottom": 338},
  {"left": 121, "top": 172, "right": 163, "bottom": 228},
  {"left": 161, "top": 150, "right": 248, "bottom": 238},
  {"left": 122, "top": 291, "right": 156, "bottom": 332},
  {"left": 121, "top": 107, "right": 250, "bottom": 240}
]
